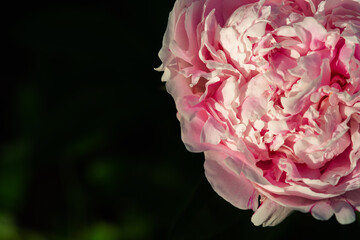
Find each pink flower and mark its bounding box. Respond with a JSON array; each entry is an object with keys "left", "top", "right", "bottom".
[{"left": 157, "top": 0, "right": 360, "bottom": 226}]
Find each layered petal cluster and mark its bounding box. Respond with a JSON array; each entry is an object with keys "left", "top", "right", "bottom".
[{"left": 157, "top": 0, "right": 360, "bottom": 226}]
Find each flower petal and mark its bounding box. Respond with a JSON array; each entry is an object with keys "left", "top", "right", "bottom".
[
  {"left": 204, "top": 150, "right": 259, "bottom": 210},
  {"left": 332, "top": 201, "right": 356, "bottom": 224},
  {"left": 251, "top": 199, "right": 293, "bottom": 227},
  {"left": 311, "top": 201, "right": 333, "bottom": 221}
]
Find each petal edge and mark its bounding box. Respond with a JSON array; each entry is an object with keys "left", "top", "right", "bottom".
[{"left": 251, "top": 199, "right": 293, "bottom": 227}]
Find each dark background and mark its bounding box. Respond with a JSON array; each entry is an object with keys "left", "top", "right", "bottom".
[{"left": 1, "top": 1, "right": 359, "bottom": 239}]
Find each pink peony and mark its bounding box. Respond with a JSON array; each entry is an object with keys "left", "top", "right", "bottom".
[{"left": 157, "top": 0, "right": 360, "bottom": 226}]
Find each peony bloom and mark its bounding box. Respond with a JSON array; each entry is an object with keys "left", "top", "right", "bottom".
[{"left": 157, "top": 0, "right": 360, "bottom": 226}]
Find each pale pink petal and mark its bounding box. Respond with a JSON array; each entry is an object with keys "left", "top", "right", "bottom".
[
  {"left": 204, "top": 151, "right": 259, "bottom": 210},
  {"left": 241, "top": 96, "right": 267, "bottom": 124},
  {"left": 332, "top": 201, "right": 356, "bottom": 224},
  {"left": 282, "top": 54, "right": 331, "bottom": 115},
  {"left": 214, "top": 76, "right": 239, "bottom": 107},
  {"left": 268, "top": 120, "right": 289, "bottom": 135},
  {"left": 200, "top": 117, "right": 225, "bottom": 144},
  {"left": 221, "top": 0, "right": 259, "bottom": 24},
  {"left": 166, "top": 72, "right": 194, "bottom": 103},
  {"left": 251, "top": 199, "right": 293, "bottom": 227},
  {"left": 294, "top": 17, "right": 327, "bottom": 50},
  {"left": 311, "top": 201, "right": 333, "bottom": 221},
  {"left": 345, "top": 189, "right": 360, "bottom": 211}
]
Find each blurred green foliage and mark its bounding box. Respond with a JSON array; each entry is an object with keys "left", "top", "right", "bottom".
[{"left": 0, "top": 1, "right": 359, "bottom": 239}]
